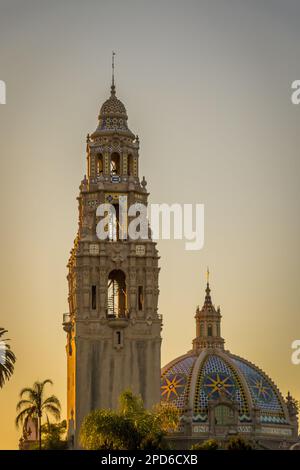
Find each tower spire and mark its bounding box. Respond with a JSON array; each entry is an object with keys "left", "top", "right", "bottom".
[
  {"left": 111, "top": 51, "right": 116, "bottom": 95},
  {"left": 203, "top": 267, "right": 212, "bottom": 308},
  {"left": 192, "top": 270, "right": 224, "bottom": 353},
  {"left": 206, "top": 266, "right": 210, "bottom": 284}
]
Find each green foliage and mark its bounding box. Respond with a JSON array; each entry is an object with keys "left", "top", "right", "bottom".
[
  {"left": 79, "top": 409, "right": 139, "bottom": 450},
  {"left": 15, "top": 379, "right": 61, "bottom": 450},
  {"left": 0, "top": 328, "right": 16, "bottom": 388},
  {"left": 41, "top": 420, "right": 68, "bottom": 450},
  {"left": 191, "top": 439, "right": 219, "bottom": 450},
  {"left": 226, "top": 436, "right": 254, "bottom": 450},
  {"left": 80, "top": 390, "right": 179, "bottom": 450}
]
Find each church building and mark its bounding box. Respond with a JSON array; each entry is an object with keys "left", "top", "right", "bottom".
[
  {"left": 63, "top": 72, "right": 298, "bottom": 449},
  {"left": 161, "top": 275, "right": 298, "bottom": 449}
]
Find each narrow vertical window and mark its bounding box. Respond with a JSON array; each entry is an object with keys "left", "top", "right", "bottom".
[
  {"left": 97, "top": 154, "right": 103, "bottom": 175},
  {"left": 208, "top": 324, "right": 213, "bottom": 337},
  {"left": 91, "top": 285, "right": 97, "bottom": 310},
  {"left": 116, "top": 331, "right": 121, "bottom": 345},
  {"left": 128, "top": 154, "right": 134, "bottom": 176},
  {"left": 138, "top": 286, "right": 144, "bottom": 310}
]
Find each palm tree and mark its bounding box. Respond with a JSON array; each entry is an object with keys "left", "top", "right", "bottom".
[
  {"left": 16, "top": 379, "right": 61, "bottom": 450},
  {"left": 0, "top": 328, "right": 16, "bottom": 388},
  {"left": 80, "top": 390, "right": 179, "bottom": 450}
]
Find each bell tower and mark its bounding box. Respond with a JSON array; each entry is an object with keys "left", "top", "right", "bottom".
[{"left": 63, "top": 63, "right": 162, "bottom": 445}]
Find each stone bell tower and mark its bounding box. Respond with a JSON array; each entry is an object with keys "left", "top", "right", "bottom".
[{"left": 63, "top": 67, "right": 162, "bottom": 444}]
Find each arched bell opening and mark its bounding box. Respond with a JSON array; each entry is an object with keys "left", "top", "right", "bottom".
[
  {"left": 97, "top": 153, "right": 103, "bottom": 175},
  {"left": 110, "top": 152, "right": 120, "bottom": 176},
  {"left": 107, "top": 269, "right": 127, "bottom": 318}
]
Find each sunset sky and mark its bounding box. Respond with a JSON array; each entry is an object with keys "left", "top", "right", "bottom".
[{"left": 0, "top": 0, "right": 300, "bottom": 449}]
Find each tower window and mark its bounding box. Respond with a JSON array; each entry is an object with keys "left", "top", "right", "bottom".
[
  {"left": 128, "top": 154, "right": 134, "bottom": 176},
  {"left": 200, "top": 322, "right": 204, "bottom": 337},
  {"left": 114, "top": 203, "right": 120, "bottom": 241},
  {"left": 97, "top": 154, "right": 103, "bottom": 175},
  {"left": 208, "top": 324, "right": 213, "bottom": 337},
  {"left": 110, "top": 152, "right": 120, "bottom": 175},
  {"left": 138, "top": 286, "right": 144, "bottom": 310},
  {"left": 107, "top": 203, "right": 123, "bottom": 241},
  {"left": 116, "top": 331, "right": 122, "bottom": 345},
  {"left": 107, "top": 270, "right": 127, "bottom": 318},
  {"left": 91, "top": 285, "right": 97, "bottom": 310}
]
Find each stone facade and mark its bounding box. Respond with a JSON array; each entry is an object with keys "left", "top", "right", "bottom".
[{"left": 63, "top": 82, "right": 162, "bottom": 446}]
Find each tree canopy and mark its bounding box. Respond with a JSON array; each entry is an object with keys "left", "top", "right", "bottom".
[{"left": 80, "top": 390, "right": 179, "bottom": 450}]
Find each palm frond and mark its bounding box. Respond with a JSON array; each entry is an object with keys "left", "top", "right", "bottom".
[
  {"left": 42, "top": 395, "right": 61, "bottom": 409},
  {"left": 0, "top": 328, "right": 8, "bottom": 339},
  {"left": 35, "top": 379, "right": 53, "bottom": 403},
  {"left": 19, "top": 387, "right": 37, "bottom": 400},
  {"left": 16, "top": 399, "right": 34, "bottom": 411},
  {"left": 0, "top": 332, "right": 16, "bottom": 388},
  {"left": 15, "top": 406, "right": 36, "bottom": 428},
  {"left": 42, "top": 404, "right": 61, "bottom": 421}
]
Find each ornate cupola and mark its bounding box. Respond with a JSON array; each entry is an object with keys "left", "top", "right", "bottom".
[
  {"left": 192, "top": 270, "right": 224, "bottom": 352},
  {"left": 92, "top": 82, "right": 135, "bottom": 139}
]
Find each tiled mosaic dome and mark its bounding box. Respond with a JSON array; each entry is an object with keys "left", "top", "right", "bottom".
[
  {"left": 94, "top": 85, "right": 134, "bottom": 136},
  {"left": 161, "top": 350, "right": 289, "bottom": 425},
  {"left": 100, "top": 91, "right": 127, "bottom": 117},
  {"left": 161, "top": 278, "right": 290, "bottom": 430}
]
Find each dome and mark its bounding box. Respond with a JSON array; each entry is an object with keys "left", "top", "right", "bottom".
[
  {"left": 161, "top": 350, "right": 288, "bottom": 425},
  {"left": 100, "top": 93, "right": 127, "bottom": 117},
  {"left": 93, "top": 84, "right": 134, "bottom": 137},
  {"left": 160, "top": 276, "right": 297, "bottom": 447}
]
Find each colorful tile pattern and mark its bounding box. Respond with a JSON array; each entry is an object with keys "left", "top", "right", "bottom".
[
  {"left": 230, "top": 356, "right": 287, "bottom": 422},
  {"left": 162, "top": 352, "right": 288, "bottom": 427},
  {"left": 161, "top": 355, "right": 197, "bottom": 411},
  {"left": 194, "top": 354, "right": 249, "bottom": 419}
]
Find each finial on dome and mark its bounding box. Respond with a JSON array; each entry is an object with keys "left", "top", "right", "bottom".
[
  {"left": 206, "top": 267, "right": 210, "bottom": 285},
  {"left": 203, "top": 268, "right": 212, "bottom": 307},
  {"left": 111, "top": 51, "right": 116, "bottom": 95}
]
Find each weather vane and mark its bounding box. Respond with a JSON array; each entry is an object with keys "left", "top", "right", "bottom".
[{"left": 112, "top": 51, "right": 116, "bottom": 90}]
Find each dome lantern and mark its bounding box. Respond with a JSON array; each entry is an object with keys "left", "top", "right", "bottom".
[{"left": 193, "top": 270, "right": 224, "bottom": 352}]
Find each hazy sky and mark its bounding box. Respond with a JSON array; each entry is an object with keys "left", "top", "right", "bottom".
[{"left": 0, "top": 0, "right": 300, "bottom": 449}]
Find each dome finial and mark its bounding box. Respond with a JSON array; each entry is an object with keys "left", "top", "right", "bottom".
[
  {"left": 111, "top": 51, "right": 116, "bottom": 95},
  {"left": 206, "top": 266, "right": 210, "bottom": 285},
  {"left": 203, "top": 267, "right": 212, "bottom": 307}
]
